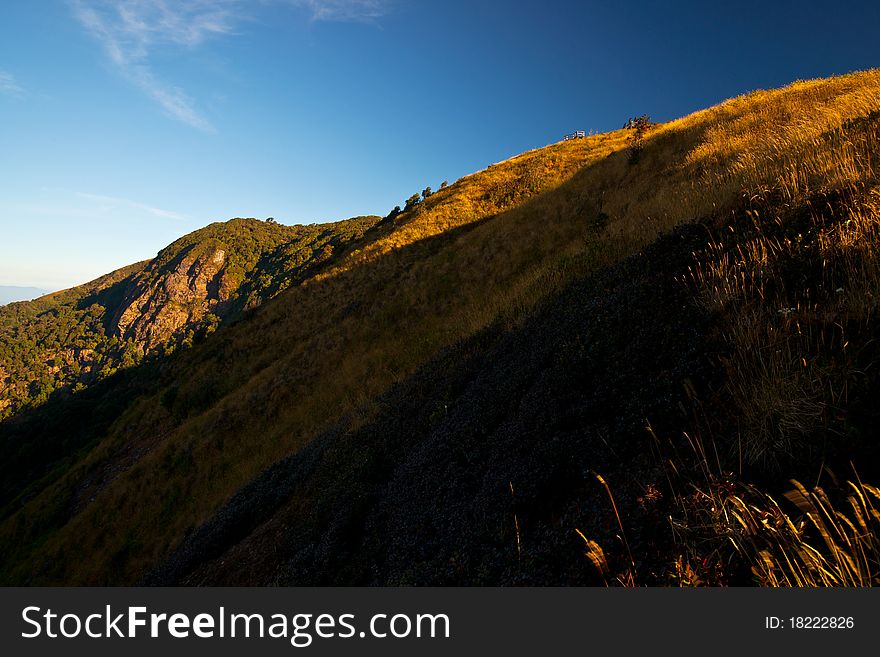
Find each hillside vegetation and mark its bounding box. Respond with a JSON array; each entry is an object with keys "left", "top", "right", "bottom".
[
  {"left": 0, "top": 216, "right": 379, "bottom": 421},
  {"left": 2, "top": 70, "right": 880, "bottom": 585}
]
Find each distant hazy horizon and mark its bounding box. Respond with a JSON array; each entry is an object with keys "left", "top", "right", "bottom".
[{"left": 0, "top": 286, "right": 50, "bottom": 305}]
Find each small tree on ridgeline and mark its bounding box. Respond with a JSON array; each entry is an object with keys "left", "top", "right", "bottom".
[
  {"left": 422, "top": 186, "right": 433, "bottom": 200},
  {"left": 404, "top": 193, "right": 422, "bottom": 212},
  {"left": 624, "top": 114, "right": 654, "bottom": 164}
]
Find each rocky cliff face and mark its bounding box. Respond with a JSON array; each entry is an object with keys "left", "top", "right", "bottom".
[{"left": 113, "top": 240, "right": 232, "bottom": 351}]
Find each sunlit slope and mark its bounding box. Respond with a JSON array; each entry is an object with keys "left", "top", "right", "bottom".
[{"left": 2, "top": 69, "right": 880, "bottom": 584}]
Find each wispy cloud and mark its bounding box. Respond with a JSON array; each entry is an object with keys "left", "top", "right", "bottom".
[
  {"left": 71, "top": 0, "right": 241, "bottom": 131},
  {"left": 75, "top": 191, "right": 188, "bottom": 221},
  {"left": 290, "top": 0, "right": 389, "bottom": 22},
  {"left": 71, "top": 0, "right": 391, "bottom": 131},
  {"left": 0, "top": 70, "right": 24, "bottom": 97}
]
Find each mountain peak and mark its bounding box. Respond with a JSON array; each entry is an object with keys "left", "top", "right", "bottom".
[{"left": 0, "top": 214, "right": 381, "bottom": 420}]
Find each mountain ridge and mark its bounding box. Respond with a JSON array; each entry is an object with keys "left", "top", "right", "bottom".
[
  {"left": 2, "top": 70, "right": 880, "bottom": 585},
  {"left": 0, "top": 215, "right": 381, "bottom": 421}
]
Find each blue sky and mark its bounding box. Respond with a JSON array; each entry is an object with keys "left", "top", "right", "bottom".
[{"left": 1, "top": 0, "right": 879, "bottom": 290}]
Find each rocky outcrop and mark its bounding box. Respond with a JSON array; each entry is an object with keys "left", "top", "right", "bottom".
[{"left": 113, "top": 241, "right": 232, "bottom": 351}]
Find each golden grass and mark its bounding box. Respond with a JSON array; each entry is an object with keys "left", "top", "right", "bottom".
[
  {"left": 5, "top": 70, "right": 880, "bottom": 584},
  {"left": 726, "top": 478, "right": 880, "bottom": 586},
  {"left": 577, "top": 473, "right": 638, "bottom": 587},
  {"left": 664, "top": 469, "right": 880, "bottom": 587},
  {"left": 594, "top": 421, "right": 880, "bottom": 587},
  {"left": 685, "top": 187, "right": 880, "bottom": 467}
]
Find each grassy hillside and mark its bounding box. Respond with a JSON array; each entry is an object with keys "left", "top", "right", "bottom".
[{"left": 2, "top": 70, "right": 880, "bottom": 585}]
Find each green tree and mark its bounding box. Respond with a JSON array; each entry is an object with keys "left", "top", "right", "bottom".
[
  {"left": 404, "top": 194, "right": 422, "bottom": 211},
  {"left": 624, "top": 114, "right": 653, "bottom": 163}
]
